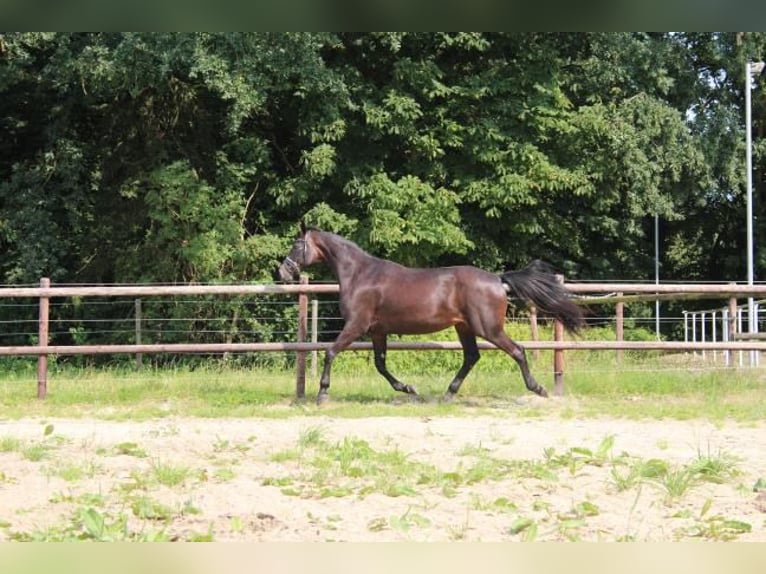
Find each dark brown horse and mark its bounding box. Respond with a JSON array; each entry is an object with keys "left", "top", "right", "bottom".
[{"left": 278, "top": 225, "right": 584, "bottom": 404}]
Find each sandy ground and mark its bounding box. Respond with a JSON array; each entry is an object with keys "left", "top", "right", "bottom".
[{"left": 1, "top": 413, "right": 765, "bottom": 541}]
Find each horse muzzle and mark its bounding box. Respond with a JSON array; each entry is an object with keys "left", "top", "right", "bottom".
[{"left": 278, "top": 257, "right": 301, "bottom": 282}]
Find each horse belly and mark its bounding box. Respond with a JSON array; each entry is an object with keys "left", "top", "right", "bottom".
[{"left": 371, "top": 301, "right": 463, "bottom": 335}]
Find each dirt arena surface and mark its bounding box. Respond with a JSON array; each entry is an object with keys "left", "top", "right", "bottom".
[{"left": 1, "top": 414, "right": 765, "bottom": 541}]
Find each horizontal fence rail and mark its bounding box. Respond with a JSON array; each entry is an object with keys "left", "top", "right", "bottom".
[
  {"left": 3, "top": 282, "right": 766, "bottom": 298},
  {"left": 4, "top": 341, "right": 766, "bottom": 356},
  {"left": 3, "top": 278, "right": 766, "bottom": 399},
  {"left": 0, "top": 284, "right": 341, "bottom": 298}
]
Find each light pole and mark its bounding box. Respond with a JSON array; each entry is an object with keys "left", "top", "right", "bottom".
[
  {"left": 655, "top": 213, "right": 660, "bottom": 339},
  {"left": 746, "top": 60, "right": 765, "bottom": 360}
]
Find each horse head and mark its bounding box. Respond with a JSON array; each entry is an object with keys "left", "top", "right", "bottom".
[{"left": 278, "top": 223, "right": 324, "bottom": 282}]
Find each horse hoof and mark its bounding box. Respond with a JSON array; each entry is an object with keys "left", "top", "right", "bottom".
[
  {"left": 442, "top": 392, "right": 456, "bottom": 403},
  {"left": 316, "top": 393, "right": 330, "bottom": 406}
]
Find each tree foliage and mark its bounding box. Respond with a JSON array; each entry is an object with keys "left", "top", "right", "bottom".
[{"left": 1, "top": 32, "right": 765, "bottom": 288}]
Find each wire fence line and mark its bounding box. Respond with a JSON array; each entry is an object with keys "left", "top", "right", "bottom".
[{"left": 0, "top": 295, "right": 679, "bottom": 346}]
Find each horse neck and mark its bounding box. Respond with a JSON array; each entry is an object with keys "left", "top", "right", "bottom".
[{"left": 314, "top": 232, "right": 372, "bottom": 285}]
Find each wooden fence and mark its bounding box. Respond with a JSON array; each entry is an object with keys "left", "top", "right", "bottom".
[{"left": 2, "top": 278, "right": 766, "bottom": 399}]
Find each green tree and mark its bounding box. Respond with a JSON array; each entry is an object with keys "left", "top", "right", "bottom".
[{"left": 2, "top": 32, "right": 766, "bottom": 350}]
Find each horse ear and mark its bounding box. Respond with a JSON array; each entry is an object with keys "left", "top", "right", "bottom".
[{"left": 300, "top": 220, "right": 307, "bottom": 235}]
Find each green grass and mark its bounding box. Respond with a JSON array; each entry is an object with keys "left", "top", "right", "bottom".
[
  {"left": 150, "top": 460, "right": 194, "bottom": 488},
  {"left": 1, "top": 350, "right": 766, "bottom": 421}
]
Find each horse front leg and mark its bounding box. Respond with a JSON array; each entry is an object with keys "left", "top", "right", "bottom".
[
  {"left": 317, "top": 322, "right": 366, "bottom": 405},
  {"left": 371, "top": 333, "right": 419, "bottom": 397}
]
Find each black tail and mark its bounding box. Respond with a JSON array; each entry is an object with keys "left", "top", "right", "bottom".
[{"left": 501, "top": 261, "right": 584, "bottom": 334}]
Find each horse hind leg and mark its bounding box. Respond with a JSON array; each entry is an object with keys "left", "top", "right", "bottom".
[
  {"left": 444, "top": 324, "right": 480, "bottom": 399},
  {"left": 371, "top": 334, "right": 419, "bottom": 397},
  {"left": 486, "top": 330, "right": 549, "bottom": 398}
]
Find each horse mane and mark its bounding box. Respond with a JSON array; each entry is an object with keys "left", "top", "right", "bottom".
[{"left": 309, "top": 228, "right": 369, "bottom": 257}]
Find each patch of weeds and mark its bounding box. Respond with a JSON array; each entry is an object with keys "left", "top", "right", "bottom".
[
  {"left": 279, "top": 486, "right": 302, "bottom": 497},
  {"left": 213, "top": 467, "right": 237, "bottom": 481},
  {"left": 544, "top": 435, "right": 619, "bottom": 475},
  {"left": 147, "top": 424, "right": 180, "bottom": 438},
  {"left": 187, "top": 526, "right": 215, "bottom": 542},
  {"left": 212, "top": 436, "right": 253, "bottom": 455},
  {"left": 22, "top": 443, "right": 53, "bottom": 462},
  {"left": 509, "top": 459, "right": 559, "bottom": 482},
  {"left": 298, "top": 426, "right": 327, "bottom": 448},
  {"left": 118, "top": 469, "right": 154, "bottom": 494},
  {"left": 388, "top": 507, "right": 432, "bottom": 534},
  {"left": 552, "top": 518, "right": 587, "bottom": 541},
  {"left": 268, "top": 432, "right": 581, "bottom": 502},
  {"left": 451, "top": 447, "right": 555, "bottom": 487},
  {"left": 612, "top": 457, "right": 670, "bottom": 492},
  {"left": 550, "top": 501, "right": 601, "bottom": 540},
  {"left": 10, "top": 426, "right": 69, "bottom": 463},
  {"left": 367, "top": 517, "right": 388, "bottom": 532},
  {"left": 461, "top": 453, "right": 516, "bottom": 484},
  {"left": 611, "top": 449, "right": 740, "bottom": 504},
  {"left": 319, "top": 485, "right": 355, "bottom": 498},
  {"left": 269, "top": 448, "right": 302, "bottom": 463},
  {"left": 50, "top": 491, "right": 107, "bottom": 506},
  {"left": 182, "top": 499, "right": 202, "bottom": 516},
  {"left": 130, "top": 496, "right": 177, "bottom": 521},
  {"left": 684, "top": 516, "right": 752, "bottom": 541},
  {"left": 688, "top": 448, "right": 741, "bottom": 484},
  {"left": 47, "top": 459, "right": 101, "bottom": 482},
  {"left": 113, "top": 442, "right": 148, "bottom": 458},
  {"left": 508, "top": 497, "right": 604, "bottom": 542},
  {"left": 307, "top": 512, "right": 344, "bottom": 532},
  {"left": 457, "top": 442, "right": 492, "bottom": 457},
  {"left": 509, "top": 516, "right": 538, "bottom": 541},
  {"left": 262, "top": 476, "right": 294, "bottom": 487},
  {"left": 0, "top": 436, "right": 22, "bottom": 453},
  {"left": 567, "top": 500, "right": 600, "bottom": 519},
  {"left": 448, "top": 509, "right": 472, "bottom": 541},
  {"left": 482, "top": 496, "right": 518, "bottom": 513},
  {"left": 660, "top": 467, "right": 698, "bottom": 502},
  {"left": 229, "top": 515, "right": 244, "bottom": 534},
  {"left": 8, "top": 506, "right": 170, "bottom": 542},
  {"left": 151, "top": 460, "right": 192, "bottom": 488},
  {"left": 676, "top": 499, "right": 752, "bottom": 541},
  {"left": 282, "top": 436, "right": 438, "bottom": 499}
]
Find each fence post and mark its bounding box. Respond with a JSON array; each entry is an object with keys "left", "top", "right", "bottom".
[
  {"left": 553, "top": 275, "right": 565, "bottom": 396},
  {"left": 37, "top": 277, "right": 50, "bottom": 400},
  {"left": 135, "top": 298, "right": 143, "bottom": 371},
  {"left": 615, "top": 294, "right": 624, "bottom": 364},
  {"left": 295, "top": 275, "right": 309, "bottom": 399},
  {"left": 311, "top": 299, "right": 319, "bottom": 378}
]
